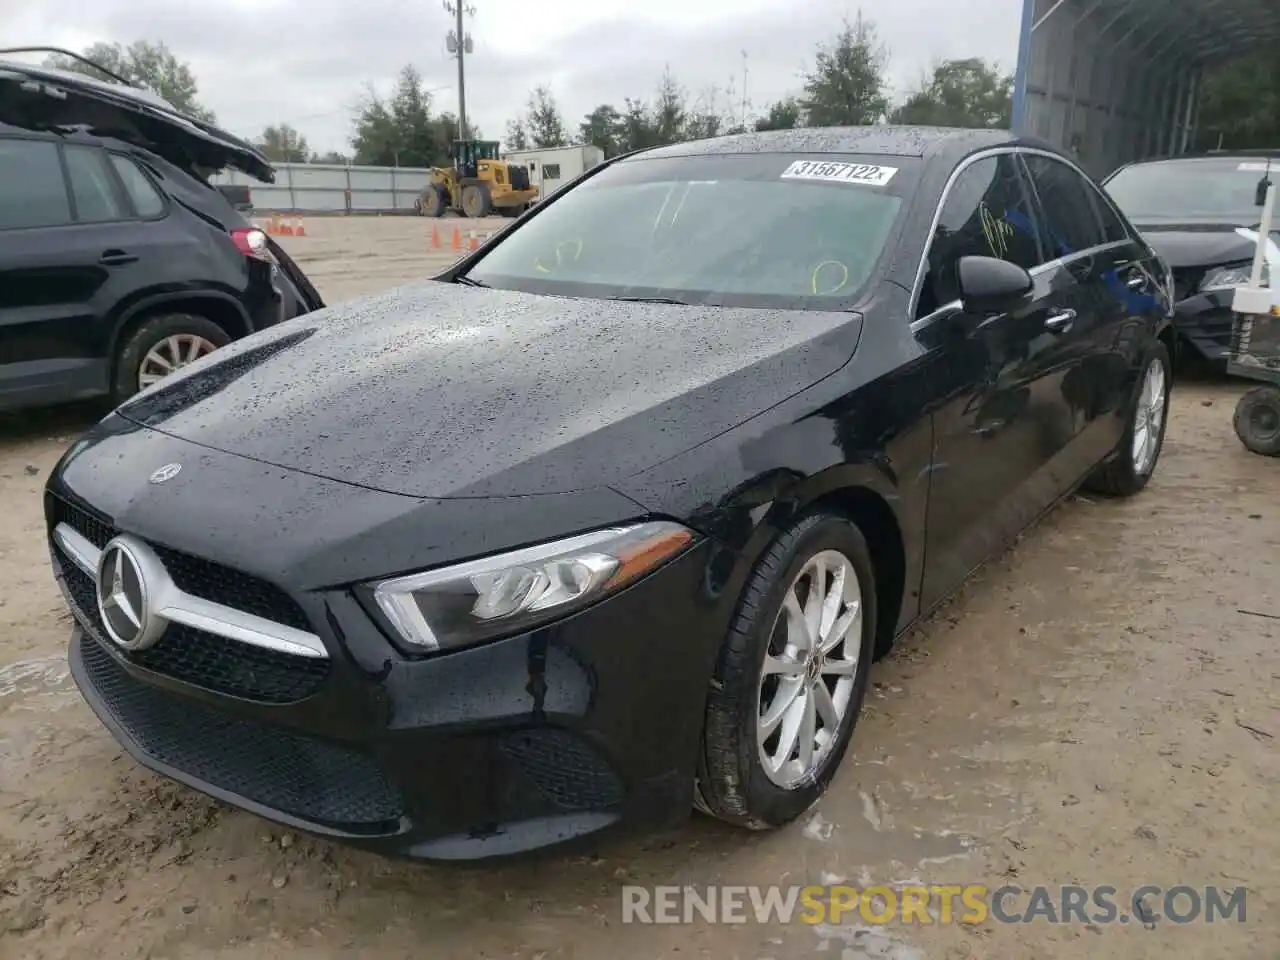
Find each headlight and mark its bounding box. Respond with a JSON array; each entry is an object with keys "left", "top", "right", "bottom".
[
  {"left": 371, "top": 521, "right": 694, "bottom": 652},
  {"left": 1202, "top": 260, "right": 1268, "bottom": 292}
]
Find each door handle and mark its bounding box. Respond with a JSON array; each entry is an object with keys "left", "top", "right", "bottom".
[
  {"left": 1045, "top": 309, "right": 1076, "bottom": 333},
  {"left": 1126, "top": 273, "right": 1147, "bottom": 290},
  {"left": 99, "top": 250, "right": 138, "bottom": 266}
]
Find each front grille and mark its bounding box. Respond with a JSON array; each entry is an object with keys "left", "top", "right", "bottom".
[
  {"left": 51, "top": 498, "right": 310, "bottom": 631},
  {"left": 499, "top": 729, "right": 624, "bottom": 811},
  {"left": 1172, "top": 268, "right": 1204, "bottom": 303},
  {"left": 78, "top": 635, "right": 402, "bottom": 830},
  {"left": 51, "top": 497, "right": 328, "bottom": 704}
]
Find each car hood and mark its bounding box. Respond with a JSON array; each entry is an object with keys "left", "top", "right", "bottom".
[
  {"left": 0, "top": 59, "right": 274, "bottom": 181},
  {"left": 115, "top": 282, "right": 862, "bottom": 498},
  {"left": 1133, "top": 218, "right": 1279, "bottom": 270}
]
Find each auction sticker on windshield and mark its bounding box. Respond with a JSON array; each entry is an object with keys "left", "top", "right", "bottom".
[{"left": 781, "top": 160, "right": 898, "bottom": 186}]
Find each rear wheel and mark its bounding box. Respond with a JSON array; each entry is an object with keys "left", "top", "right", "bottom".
[
  {"left": 1083, "top": 341, "right": 1171, "bottom": 497},
  {"left": 460, "top": 183, "right": 492, "bottom": 218},
  {"left": 695, "top": 513, "right": 876, "bottom": 829},
  {"left": 1233, "top": 385, "right": 1280, "bottom": 456},
  {"left": 113, "top": 313, "right": 230, "bottom": 402},
  {"left": 419, "top": 185, "right": 446, "bottom": 217}
]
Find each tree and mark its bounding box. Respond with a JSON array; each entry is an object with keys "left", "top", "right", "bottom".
[
  {"left": 350, "top": 65, "right": 451, "bottom": 167},
  {"left": 755, "top": 98, "right": 804, "bottom": 132},
  {"left": 801, "top": 12, "right": 891, "bottom": 127},
  {"left": 505, "top": 118, "right": 530, "bottom": 150},
  {"left": 311, "top": 150, "right": 350, "bottom": 165},
  {"left": 44, "top": 40, "right": 215, "bottom": 122},
  {"left": 652, "top": 68, "right": 688, "bottom": 144},
  {"left": 890, "top": 58, "right": 1012, "bottom": 128},
  {"left": 521, "top": 86, "right": 569, "bottom": 148},
  {"left": 579, "top": 104, "right": 625, "bottom": 158},
  {"left": 1195, "top": 53, "right": 1280, "bottom": 150},
  {"left": 260, "top": 123, "right": 310, "bottom": 163}
]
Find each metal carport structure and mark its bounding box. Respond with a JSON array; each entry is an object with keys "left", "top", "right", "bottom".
[{"left": 1012, "top": 0, "right": 1280, "bottom": 177}]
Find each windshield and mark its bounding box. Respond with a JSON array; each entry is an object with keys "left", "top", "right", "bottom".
[
  {"left": 1105, "top": 157, "right": 1276, "bottom": 223},
  {"left": 462, "top": 153, "right": 914, "bottom": 308}
]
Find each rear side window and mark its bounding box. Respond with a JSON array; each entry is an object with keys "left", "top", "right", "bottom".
[
  {"left": 0, "top": 139, "right": 72, "bottom": 229},
  {"left": 64, "top": 145, "right": 126, "bottom": 222},
  {"left": 1022, "top": 154, "right": 1106, "bottom": 257},
  {"left": 109, "top": 155, "right": 167, "bottom": 218}
]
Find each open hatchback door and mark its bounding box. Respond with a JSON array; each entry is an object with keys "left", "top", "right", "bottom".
[{"left": 0, "top": 51, "right": 275, "bottom": 182}]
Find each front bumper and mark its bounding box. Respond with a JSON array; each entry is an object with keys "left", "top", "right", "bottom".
[
  {"left": 47, "top": 428, "right": 728, "bottom": 861},
  {"left": 1173, "top": 289, "right": 1238, "bottom": 361},
  {"left": 58, "top": 531, "right": 721, "bottom": 861}
]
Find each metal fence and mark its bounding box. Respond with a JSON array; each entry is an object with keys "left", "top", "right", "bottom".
[{"left": 212, "top": 163, "right": 433, "bottom": 214}]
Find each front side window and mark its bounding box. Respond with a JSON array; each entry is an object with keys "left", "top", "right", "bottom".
[
  {"left": 463, "top": 153, "right": 915, "bottom": 309},
  {"left": 1023, "top": 154, "right": 1106, "bottom": 257},
  {"left": 1106, "top": 157, "right": 1276, "bottom": 224},
  {"left": 918, "top": 154, "right": 1044, "bottom": 316},
  {"left": 0, "top": 139, "right": 72, "bottom": 230}
]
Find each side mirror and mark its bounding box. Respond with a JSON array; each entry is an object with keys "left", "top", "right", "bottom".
[{"left": 957, "top": 255, "right": 1034, "bottom": 315}]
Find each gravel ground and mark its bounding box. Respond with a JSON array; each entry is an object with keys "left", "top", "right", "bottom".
[{"left": 0, "top": 216, "right": 1277, "bottom": 959}]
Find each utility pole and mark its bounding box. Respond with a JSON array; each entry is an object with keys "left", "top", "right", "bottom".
[{"left": 444, "top": 0, "right": 475, "bottom": 140}]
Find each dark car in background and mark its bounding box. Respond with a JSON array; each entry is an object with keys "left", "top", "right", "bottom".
[
  {"left": 1105, "top": 151, "right": 1280, "bottom": 365},
  {"left": 48, "top": 127, "right": 1173, "bottom": 862},
  {"left": 0, "top": 56, "right": 323, "bottom": 411}
]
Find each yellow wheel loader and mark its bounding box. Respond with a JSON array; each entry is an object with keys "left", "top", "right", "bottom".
[{"left": 416, "top": 140, "right": 539, "bottom": 219}]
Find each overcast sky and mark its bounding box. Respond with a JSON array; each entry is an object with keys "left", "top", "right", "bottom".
[{"left": 4, "top": 0, "right": 1022, "bottom": 154}]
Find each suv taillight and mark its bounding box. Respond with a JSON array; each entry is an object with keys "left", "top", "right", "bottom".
[{"left": 231, "top": 227, "right": 275, "bottom": 263}]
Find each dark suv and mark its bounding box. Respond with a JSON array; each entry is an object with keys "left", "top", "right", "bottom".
[{"left": 0, "top": 57, "right": 323, "bottom": 411}]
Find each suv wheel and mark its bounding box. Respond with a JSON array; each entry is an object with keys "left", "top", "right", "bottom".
[
  {"left": 113, "top": 313, "right": 231, "bottom": 401},
  {"left": 1083, "top": 341, "right": 1171, "bottom": 496},
  {"left": 695, "top": 513, "right": 876, "bottom": 829}
]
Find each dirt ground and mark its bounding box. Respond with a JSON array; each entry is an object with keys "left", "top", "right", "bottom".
[{"left": 1, "top": 216, "right": 1277, "bottom": 959}]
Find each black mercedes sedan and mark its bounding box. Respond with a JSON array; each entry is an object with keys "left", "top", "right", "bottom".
[
  {"left": 1104, "top": 151, "right": 1279, "bottom": 364},
  {"left": 47, "top": 127, "right": 1174, "bottom": 862}
]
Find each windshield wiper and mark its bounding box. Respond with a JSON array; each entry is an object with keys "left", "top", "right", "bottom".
[
  {"left": 454, "top": 275, "right": 489, "bottom": 287},
  {"left": 608, "top": 295, "right": 692, "bottom": 305}
]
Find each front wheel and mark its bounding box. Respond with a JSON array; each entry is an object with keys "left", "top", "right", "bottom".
[
  {"left": 1083, "top": 341, "right": 1171, "bottom": 497},
  {"left": 696, "top": 513, "right": 876, "bottom": 829},
  {"left": 460, "top": 183, "right": 492, "bottom": 218},
  {"left": 1233, "top": 385, "right": 1280, "bottom": 456}
]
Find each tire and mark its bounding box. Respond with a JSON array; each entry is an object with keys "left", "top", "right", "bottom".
[
  {"left": 460, "top": 183, "right": 492, "bottom": 218},
  {"left": 1083, "top": 341, "right": 1171, "bottom": 497},
  {"left": 420, "top": 185, "right": 446, "bottom": 218},
  {"left": 1233, "top": 385, "right": 1280, "bottom": 456},
  {"left": 112, "top": 312, "right": 231, "bottom": 402},
  {"left": 695, "top": 512, "right": 877, "bottom": 829}
]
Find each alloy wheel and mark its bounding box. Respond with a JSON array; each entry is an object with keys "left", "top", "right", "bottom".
[
  {"left": 1131, "top": 356, "right": 1167, "bottom": 476},
  {"left": 137, "top": 334, "right": 220, "bottom": 388},
  {"left": 757, "top": 549, "right": 863, "bottom": 789}
]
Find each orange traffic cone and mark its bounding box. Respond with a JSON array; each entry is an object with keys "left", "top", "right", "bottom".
[
  {"left": 292, "top": 216, "right": 306, "bottom": 237},
  {"left": 431, "top": 225, "right": 442, "bottom": 249},
  {"left": 467, "top": 231, "right": 478, "bottom": 251},
  {"left": 278, "top": 216, "right": 294, "bottom": 237},
  {"left": 451, "top": 226, "right": 462, "bottom": 251}
]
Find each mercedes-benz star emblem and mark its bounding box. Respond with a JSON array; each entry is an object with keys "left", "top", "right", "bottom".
[
  {"left": 149, "top": 462, "right": 182, "bottom": 484},
  {"left": 95, "top": 537, "right": 166, "bottom": 650}
]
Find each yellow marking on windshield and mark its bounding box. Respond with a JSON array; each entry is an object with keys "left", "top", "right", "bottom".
[{"left": 811, "top": 260, "right": 850, "bottom": 295}]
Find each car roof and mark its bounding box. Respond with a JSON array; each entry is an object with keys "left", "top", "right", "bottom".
[{"left": 631, "top": 126, "right": 1034, "bottom": 163}]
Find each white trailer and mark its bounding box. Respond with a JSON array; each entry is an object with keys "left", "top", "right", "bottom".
[{"left": 502, "top": 144, "right": 605, "bottom": 202}]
